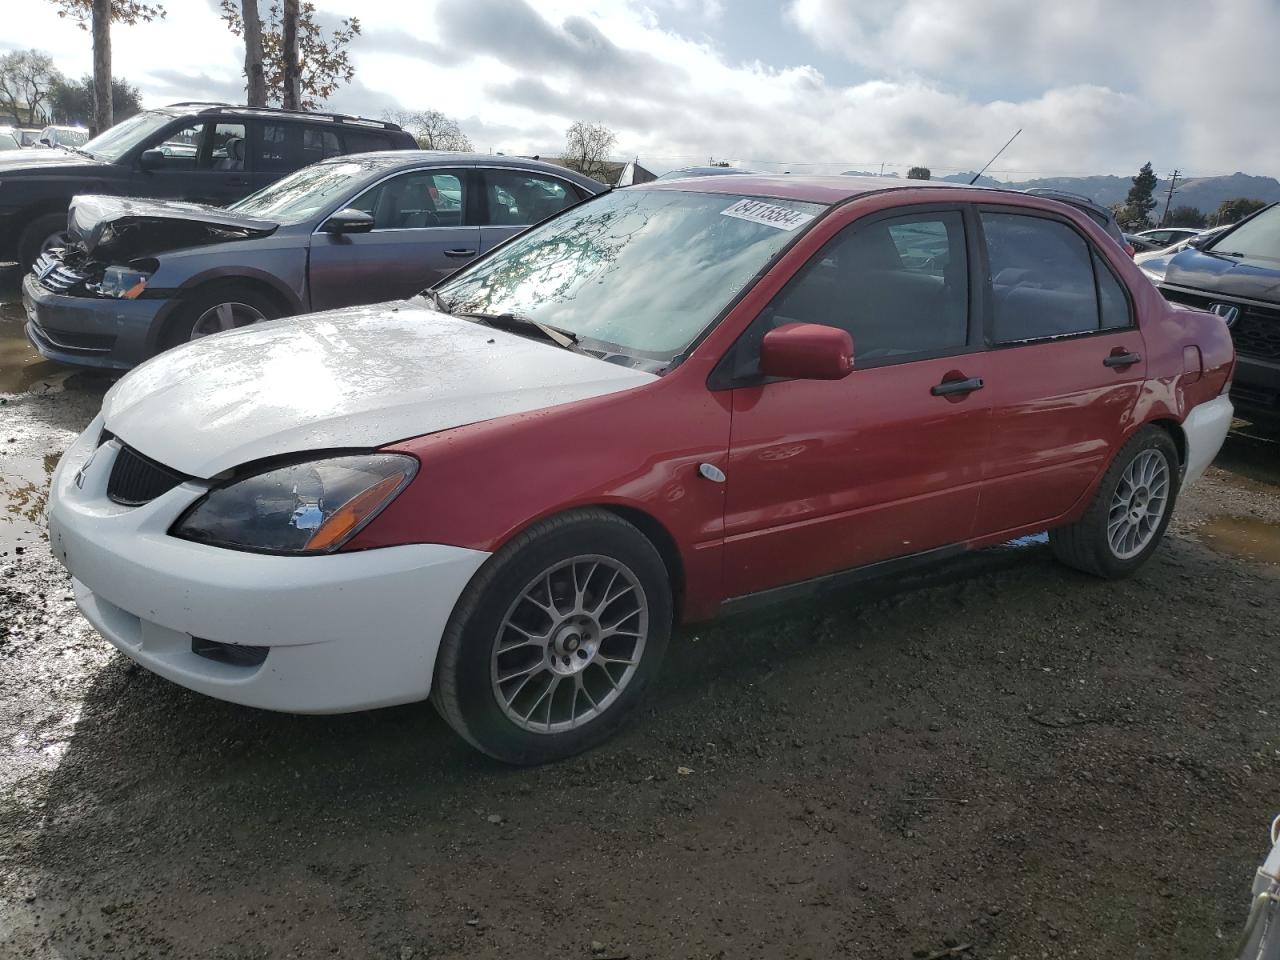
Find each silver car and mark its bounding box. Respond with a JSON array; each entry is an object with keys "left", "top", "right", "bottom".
[{"left": 23, "top": 152, "right": 606, "bottom": 370}]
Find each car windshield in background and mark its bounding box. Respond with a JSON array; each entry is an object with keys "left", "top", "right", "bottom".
[
  {"left": 1209, "top": 204, "right": 1280, "bottom": 261},
  {"left": 438, "top": 189, "right": 827, "bottom": 360},
  {"left": 230, "top": 159, "right": 380, "bottom": 223},
  {"left": 80, "top": 111, "right": 173, "bottom": 162}
]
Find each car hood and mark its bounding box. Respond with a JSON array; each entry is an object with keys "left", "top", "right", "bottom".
[
  {"left": 67, "top": 194, "right": 279, "bottom": 259},
  {"left": 102, "top": 303, "right": 658, "bottom": 478},
  {"left": 1162, "top": 248, "right": 1280, "bottom": 302},
  {"left": 0, "top": 147, "right": 110, "bottom": 173}
]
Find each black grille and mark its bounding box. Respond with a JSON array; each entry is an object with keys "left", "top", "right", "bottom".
[
  {"left": 1160, "top": 287, "right": 1280, "bottom": 361},
  {"left": 107, "top": 445, "right": 190, "bottom": 506}
]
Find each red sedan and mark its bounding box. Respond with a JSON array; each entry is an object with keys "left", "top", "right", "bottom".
[{"left": 48, "top": 176, "right": 1235, "bottom": 763}]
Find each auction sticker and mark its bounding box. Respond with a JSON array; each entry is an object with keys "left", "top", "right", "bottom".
[{"left": 720, "top": 198, "right": 814, "bottom": 231}]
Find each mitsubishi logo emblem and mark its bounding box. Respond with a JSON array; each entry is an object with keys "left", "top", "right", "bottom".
[{"left": 1208, "top": 303, "right": 1240, "bottom": 327}]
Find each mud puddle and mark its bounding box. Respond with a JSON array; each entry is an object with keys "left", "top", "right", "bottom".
[
  {"left": 0, "top": 450, "right": 59, "bottom": 555},
  {"left": 1199, "top": 514, "right": 1280, "bottom": 566},
  {"left": 0, "top": 298, "right": 77, "bottom": 395}
]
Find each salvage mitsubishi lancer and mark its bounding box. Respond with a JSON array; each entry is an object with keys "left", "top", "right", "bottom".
[{"left": 47, "top": 176, "right": 1236, "bottom": 764}]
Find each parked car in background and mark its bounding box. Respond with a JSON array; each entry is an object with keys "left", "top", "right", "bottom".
[
  {"left": 17, "top": 127, "right": 42, "bottom": 147},
  {"left": 22, "top": 153, "right": 605, "bottom": 369},
  {"left": 46, "top": 175, "right": 1234, "bottom": 763},
  {"left": 37, "top": 124, "right": 90, "bottom": 149},
  {"left": 1143, "top": 202, "right": 1280, "bottom": 424},
  {"left": 0, "top": 102, "right": 417, "bottom": 268},
  {"left": 1134, "top": 224, "right": 1231, "bottom": 275},
  {"left": 1135, "top": 226, "right": 1202, "bottom": 248},
  {"left": 656, "top": 166, "right": 759, "bottom": 180},
  {"left": 1125, "top": 233, "right": 1168, "bottom": 254},
  {"left": 1021, "top": 188, "right": 1135, "bottom": 256},
  {"left": 0, "top": 128, "right": 19, "bottom": 151}
]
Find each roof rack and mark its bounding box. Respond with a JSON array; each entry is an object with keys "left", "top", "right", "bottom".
[{"left": 163, "top": 102, "right": 402, "bottom": 131}]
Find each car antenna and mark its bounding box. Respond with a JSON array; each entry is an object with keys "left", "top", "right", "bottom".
[{"left": 969, "top": 128, "right": 1022, "bottom": 185}]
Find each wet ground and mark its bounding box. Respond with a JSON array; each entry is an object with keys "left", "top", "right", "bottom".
[{"left": 1, "top": 277, "right": 1279, "bottom": 960}]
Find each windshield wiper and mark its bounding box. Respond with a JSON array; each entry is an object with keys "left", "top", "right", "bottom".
[
  {"left": 459, "top": 311, "right": 580, "bottom": 350},
  {"left": 424, "top": 288, "right": 453, "bottom": 314},
  {"left": 70, "top": 147, "right": 95, "bottom": 160}
]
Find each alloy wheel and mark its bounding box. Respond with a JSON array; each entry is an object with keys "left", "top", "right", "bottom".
[
  {"left": 491, "top": 555, "right": 648, "bottom": 734},
  {"left": 190, "top": 301, "right": 268, "bottom": 340},
  {"left": 1107, "top": 449, "right": 1171, "bottom": 560}
]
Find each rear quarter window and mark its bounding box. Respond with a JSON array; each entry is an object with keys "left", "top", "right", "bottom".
[{"left": 341, "top": 130, "right": 394, "bottom": 154}]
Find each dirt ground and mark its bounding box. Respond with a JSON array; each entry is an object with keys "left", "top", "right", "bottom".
[{"left": 2, "top": 278, "right": 1279, "bottom": 960}]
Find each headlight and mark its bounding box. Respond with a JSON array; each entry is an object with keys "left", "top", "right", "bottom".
[
  {"left": 95, "top": 264, "right": 154, "bottom": 299},
  {"left": 172, "top": 454, "right": 417, "bottom": 554}
]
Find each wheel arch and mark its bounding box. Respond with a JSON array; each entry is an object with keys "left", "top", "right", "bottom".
[
  {"left": 153, "top": 272, "right": 300, "bottom": 350},
  {"left": 1148, "top": 417, "right": 1188, "bottom": 470}
]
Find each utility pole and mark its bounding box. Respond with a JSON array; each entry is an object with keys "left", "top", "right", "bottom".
[{"left": 1160, "top": 169, "right": 1180, "bottom": 226}]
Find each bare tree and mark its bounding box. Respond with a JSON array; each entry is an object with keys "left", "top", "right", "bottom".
[
  {"left": 221, "top": 1, "right": 360, "bottom": 110},
  {"left": 241, "top": 0, "right": 266, "bottom": 107},
  {"left": 281, "top": 0, "right": 300, "bottom": 110},
  {"left": 563, "top": 121, "right": 617, "bottom": 181},
  {"left": 0, "top": 50, "right": 64, "bottom": 126},
  {"left": 383, "top": 110, "right": 473, "bottom": 151},
  {"left": 47, "top": 0, "right": 166, "bottom": 134}
]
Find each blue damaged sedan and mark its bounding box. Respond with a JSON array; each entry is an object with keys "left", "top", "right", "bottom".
[{"left": 23, "top": 152, "right": 605, "bottom": 370}]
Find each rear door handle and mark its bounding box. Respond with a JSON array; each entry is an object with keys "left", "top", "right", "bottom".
[
  {"left": 931, "top": 376, "right": 984, "bottom": 397},
  {"left": 1104, "top": 351, "right": 1142, "bottom": 368},
  {"left": 444, "top": 248, "right": 476, "bottom": 258}
]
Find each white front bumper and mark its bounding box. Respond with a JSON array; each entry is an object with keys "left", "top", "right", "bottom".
[
  {"left": 1181, "top": 394, "right": 1234, "bottom": 490},
  {"left": 47, "top": 417, "right": 490, "bottom": 714}
]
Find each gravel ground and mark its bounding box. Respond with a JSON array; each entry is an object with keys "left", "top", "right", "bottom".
[{"left": 2, "top": 286, "right": 1279, "bottom": 960}]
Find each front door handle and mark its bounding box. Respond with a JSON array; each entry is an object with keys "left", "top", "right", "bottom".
[
  {"left": 1104, "top": 350, "right": 1142, "bottom": 368},
  {"left": 444, "top": 248, "right": 476, "bottom": 258},
  {"left": 931, "top": 376, "right": 984, "bottom": 397}
]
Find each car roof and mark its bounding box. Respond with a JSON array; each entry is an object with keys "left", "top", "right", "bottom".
[
  {"left": 311, "top": 150, "right": 610, "bottom": 191},
  {"left": 639, "top": 174, "right": 979, "bottom": 204}
]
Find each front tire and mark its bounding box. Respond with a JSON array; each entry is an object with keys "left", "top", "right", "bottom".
[
  {"left": 1050, "top": 425, "right": 1180, "bottom": 578},
  {"left": 17, "top": 213, "right": 68, "bottom": 270},
  {"left": 432, "top": 509, "right": 673, "bottom": 764},
  {"left": 162, "top": 284, "right": 282, "bottom": 353}
]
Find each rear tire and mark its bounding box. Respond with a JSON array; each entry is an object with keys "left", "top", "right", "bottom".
[
  {"left": 161, "top": 283, "right": 282, "bottom": 353},
  {"left": 17, "top": 213, "right": 68, "bottom": 270},
  {"left": 1050, "top": 425, "right": 1180, "bottom": 578},
  {"left": 432, "top": 509, "right": 673, "bottom": 765}
]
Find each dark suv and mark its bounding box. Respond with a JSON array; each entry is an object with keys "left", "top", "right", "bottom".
[{"left": 0, "top": 102, "right": 416, "bottom": 268}]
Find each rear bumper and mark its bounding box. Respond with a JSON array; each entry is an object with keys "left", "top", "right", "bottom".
[
  {"left": 48, "top": 418, "right": 491, "bottom": 713},
  {"left": 22, "top": 272, "right": 167, "bottom": 370},
  {"left": 1181, "top": 394, "right": 1233, "bottom": 489}
]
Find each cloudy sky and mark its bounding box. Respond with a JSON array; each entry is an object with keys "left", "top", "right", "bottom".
[{"left": 7, "top": 0, "right": 1278, "bottom": 179}]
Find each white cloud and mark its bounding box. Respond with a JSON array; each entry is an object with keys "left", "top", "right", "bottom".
[{"left": 4, "top": 0, "right": 1275, "bottom": 180}]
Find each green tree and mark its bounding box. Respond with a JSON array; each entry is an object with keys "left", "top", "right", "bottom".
[
  {"left": 46, "top": 0, "right": 165, "bottom": 134},
  {"left": 49, "top": 74, "right": 141, "bottom": 125},
  {"left": 1165, "top": 206, "right": 1205, "bottom": 228},
  {"left": 0, "top": 50, "right": 63, "bottom": 125},
  {"left": 1213, "top": 197, "right": 1267, "bottom": 227},
  {"left": 220, "top": 0, "right": 360, "bottom": 110},
  {"left": 1124, "top": 161, "right": 1158, "bottom": 228},
  {"left": 906, "top": 166, "right": 931, "bottom": 180}
]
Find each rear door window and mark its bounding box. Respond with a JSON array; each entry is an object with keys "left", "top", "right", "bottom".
[
  {"left": 302, "top": 127, "right": 342, "bottom": 165},
  {"left": 482, "top": 170, "right": 579, "bottom": 226},
  {"left": 341, "top": 129, "right": 393, "bottom": 154},
  {"left": 982, "top": 212, "right": 1129, "bottom": 343}
]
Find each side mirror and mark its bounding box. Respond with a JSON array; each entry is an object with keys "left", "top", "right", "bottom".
[
  {"left": 138, "top": 148, "right": 165, "bottom": 170},
  {"left": 320, "top": 208, "right": 375, "bottom": 235},
  {"left": 39, "top": 137, "right": 51, "bottom": 146},
  {"left": 759, "top": 323, "right": 854, "bottom": 381}
]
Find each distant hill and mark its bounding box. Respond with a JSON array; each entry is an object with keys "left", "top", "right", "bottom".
[{"left": 935, "top": 170, "right": 1280, "bottom": 214}]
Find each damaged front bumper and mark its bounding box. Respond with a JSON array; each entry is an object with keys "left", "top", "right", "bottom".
[{"left": 22, "top": 271, "right": 168, "bottom": 370}]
